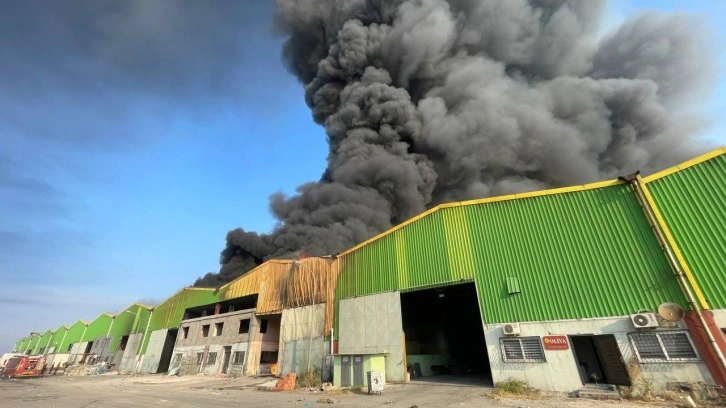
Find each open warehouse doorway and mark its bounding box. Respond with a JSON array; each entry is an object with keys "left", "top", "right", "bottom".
[{"left": 401, "top": 282, "right": 492, "bottom": 385}]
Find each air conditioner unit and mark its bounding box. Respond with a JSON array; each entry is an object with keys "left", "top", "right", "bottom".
[
  {"left": 502, "top": 323, "right": 521, "bottom": 336},
  {"left": 630, "top": 312, "right": 659, "bottom": 329}
]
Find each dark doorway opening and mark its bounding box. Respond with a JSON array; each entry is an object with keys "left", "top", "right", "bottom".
[
  {"left": 221, "top": 346, "right": 232, "bottom": 375},
  {"left": 570, "top": 335, "right": 631, "bottom": 386},
  {"left": 400, "top": 282, "right": 492, "bottom": 385},
  {"left": 157, "top": 329, "right": 178, "bottom": 373},
  {"left": 81, "top": 341, "right": 94, "bottom": 363}
]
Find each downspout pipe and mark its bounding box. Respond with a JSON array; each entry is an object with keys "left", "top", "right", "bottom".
[{"left": 620, "top": 172, "right": 726, "bottom": 376}]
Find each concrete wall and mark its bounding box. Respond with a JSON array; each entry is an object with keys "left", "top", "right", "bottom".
[
  {"left": 485, "top": 316, "right": 712, "bottom": 393},
  {"left": 247, "top": 314, "right": 281, "bottom": 375},
  {"left": 118, "top": 333, "right": 143, "bottom": 373},
  {"left": 278, "top": 304, "right": 326, "bottom": 376},
  {"left": 710, "top": 310, "right": 726, "bottom": 327},
  {"left": 139, "top": 329, "right": 168, "bottom": 373},
  {"left": 170, "top": 309, "right": 258, "bottom": 376},
  {"left": 175, "top": 309, "right": 254, "bottom": 349},
  {"left": 67, "top": 342, "right": 88, "bottom": 364},
  {"left": 338, "top": 292, "right": 405, "bottom": 382},
  {"left": 171, "top": 342, "right": 248, "bottom": 376}
]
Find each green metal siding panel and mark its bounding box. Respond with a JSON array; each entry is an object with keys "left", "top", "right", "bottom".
[
  {"left": 27, "top": 335, "right": 41, "bottom": 353},
  {"left": 36, "top": 330, "right": 53, "bottom": 354},
  {"left": 465, "top": 185, "right": 685, "bottom": 322},
  {"left": 150, "top": 289, "right": 220, "bottom": 331},
  {"left": 108, "top": 305, "right": 152, "bottom": 353},
  {"left": 338, "top": 184, "right": 687, "bottom": 323},
  {"left": 404, "top": 211, "right": 452, "bottom": 288},
  {"left": 85, "top": 315, "right": 113, "bottom": 342},
  {"left": 647, "top": 153, "right": 726, "bottom": 308},
  {"left": 49, "top": 327, "right": 68, "bottom": 353},
  {"left": 61, "top": 322, "right": 87, "bottom": 351},
  {"left": 140, "top": 289, "right": 219, "bottom": 355}
]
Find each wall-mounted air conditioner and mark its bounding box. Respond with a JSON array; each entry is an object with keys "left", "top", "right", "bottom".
[
  {"left": 502, "top": 323, "right": 521, "bottom": 336},
  {"left": 630, "top": 312, "right": 659, "bottom": 329}
]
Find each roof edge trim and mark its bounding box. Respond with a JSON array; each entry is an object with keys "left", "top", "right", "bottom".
[
  {"left": 642, "top": 146, "right": 726, "bottom": 183},
  {"left": 339, "top": 178, "right": 625, "bottom": 257}
]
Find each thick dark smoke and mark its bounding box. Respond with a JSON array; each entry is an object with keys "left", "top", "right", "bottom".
[{"left": 195, "top": 0, "right": 717, "bottom": 286}]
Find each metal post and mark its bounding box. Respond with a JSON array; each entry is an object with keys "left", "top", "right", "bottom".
[{"left": 625, "top": 174, "right": 726, "bottom": 377}]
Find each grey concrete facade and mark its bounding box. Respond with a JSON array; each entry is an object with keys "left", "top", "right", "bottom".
[
  {"left": 278, "top": 304, "right": 327, "bottom": 376},
  {"left": 118, "top": 333, "right": 143, "bottom": 373},
  {"left": 338, "top": 292, "right": 405, "bottom": 382},
  {"left": 485, "top": 316, "right": 712, "bottom": 392},
  {"left": 169, "top": 308, "right": 282, "bottom": 377},
  {"left": 139, "top": 329, "right": 168, "bottom": 373},
  {"left": 171, "top": 308, "right": 256, "bottom": 376}
]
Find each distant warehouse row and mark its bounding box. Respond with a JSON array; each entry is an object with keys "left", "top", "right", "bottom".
[{"left": 13, "top": 147, "right": 726, "bottom": 395}]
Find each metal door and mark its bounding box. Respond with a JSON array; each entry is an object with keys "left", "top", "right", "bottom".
[
  {"left": 341, "top": 356, "right": 351, "bottom": 387},
  {"left": 593, "top": 335, "right": 631, "bottom": 386},
  {"left": 353, "top": 355, "right": 364, "bottom": 386}
]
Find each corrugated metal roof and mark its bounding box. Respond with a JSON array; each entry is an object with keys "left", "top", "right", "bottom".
[
  {"left": 220, "top": 257, "right": 340, "bottom": 335},
  {"left": 148, "top": 287, "right": 220, "bottom": 331},
  {"left": 84, "top": 314, "right": 113, "bottom": 342},
  {"left": 645, "top": 148, "right": 726, "bottom": 308},
  {"left": 49, "top": 326, "right": 68, "bottom": 353},
  {"left": 337, "top": 182, "right": 687, "bottom": 323},
  {"left": 60, "top": 321, "right": 88, "bottom": 351}
]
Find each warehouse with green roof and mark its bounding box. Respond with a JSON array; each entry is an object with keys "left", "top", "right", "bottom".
[
  {"left": 331, "top": 147, "right": 726, "bottom": 393},
  {"left": 8, "top": 147, "right": 726, "bottom": 395}
]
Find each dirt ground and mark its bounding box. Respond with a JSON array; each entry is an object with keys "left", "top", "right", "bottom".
[{"left": 0, "top": 373, "right": 686, "bottom": 408}]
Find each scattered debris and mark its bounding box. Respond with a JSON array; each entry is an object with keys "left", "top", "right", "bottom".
[{"left": 317, "top": 397, "right": 336, "bottom": 404}]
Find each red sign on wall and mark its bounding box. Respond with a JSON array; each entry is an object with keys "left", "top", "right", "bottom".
[{"left": 543, "top": 335, "right": 569, "bottom": 350}]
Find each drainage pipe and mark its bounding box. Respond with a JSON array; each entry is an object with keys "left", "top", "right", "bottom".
[{"left": 624, "top": 174, "right": 726, "bottom": 376}]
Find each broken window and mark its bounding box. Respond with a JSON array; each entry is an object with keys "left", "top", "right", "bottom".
[
  {"left": 629, "top": 331, "right": 699, "bottom": 362},
  {"left": 239, "top": 319, "right": 250, "bottom": 334},
  {"left": 260, "top": 351, "right": 278, "bottom": 364},
  {"left": 202, "top": 325, "right": 210, "bottom": 337},
  {"left": 232, "top": 351, "right": 245, "bottom": 365},
  {"left": 259, "top": 319, "right": 269, "bottom": 334},
  {"left": 214, "top": 322, "right": 224, "bottom": 336},
  {"left": 182, "top": 327, "right": 189, "bottom": 339},
  {"left": 501, "top": 337, "right": 546, "bottom": 362},
  {"left": 207, "top": 352, "right": 217, "bottom": 365}
]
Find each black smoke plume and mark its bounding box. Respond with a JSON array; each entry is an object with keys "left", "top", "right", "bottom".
[{"left": 194, "top": 0, "right": 716, "bottom": 286}]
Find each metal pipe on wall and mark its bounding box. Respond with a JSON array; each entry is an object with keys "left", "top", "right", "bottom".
[{"left": 622, "top": 173, "right": 726, "bottom": 377}]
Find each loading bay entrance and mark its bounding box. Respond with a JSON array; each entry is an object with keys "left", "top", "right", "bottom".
[{"left": 400, "top": 282, "right": 492, "bottom": 385}]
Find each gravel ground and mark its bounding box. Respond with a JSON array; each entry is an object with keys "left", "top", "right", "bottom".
[{"left": 0, "top": 373, "right": 689, "bottom": 408}]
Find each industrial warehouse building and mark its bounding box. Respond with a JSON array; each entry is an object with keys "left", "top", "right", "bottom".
[{"left": 12, "top": 147, "right": 726, "bottom": 395}]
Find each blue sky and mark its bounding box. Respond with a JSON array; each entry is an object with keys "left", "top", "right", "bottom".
[{"left": 2, "top": 0, "right": 725, "bottom": 352}]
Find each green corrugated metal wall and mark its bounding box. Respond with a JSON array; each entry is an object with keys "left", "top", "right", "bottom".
[
  {"left": 26, "top": 334, "right": 41, "bottom": 354},
  {"left": 85, "top": 314, "right": 113, "bottom": 342},
  {"left": 48, "top": 327, "right": 68, "bottom": 354},
  {"left": 338, "top": 184, "right": 687, "bottom": 324},
  {"left": 61, "top": 321, "right": 87, "bottom": 352},
  {"left": 647, "top": 153, "right": 726, "bottom": 308},
  {"left": 107, "top": 304, "right": 153, "bottom": 354},
  {"left": 139, "top": 288, "right": 219, "bottom": 354},
  {"left": 35, "top": 330, "right": 54, "bottom": 354}
]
